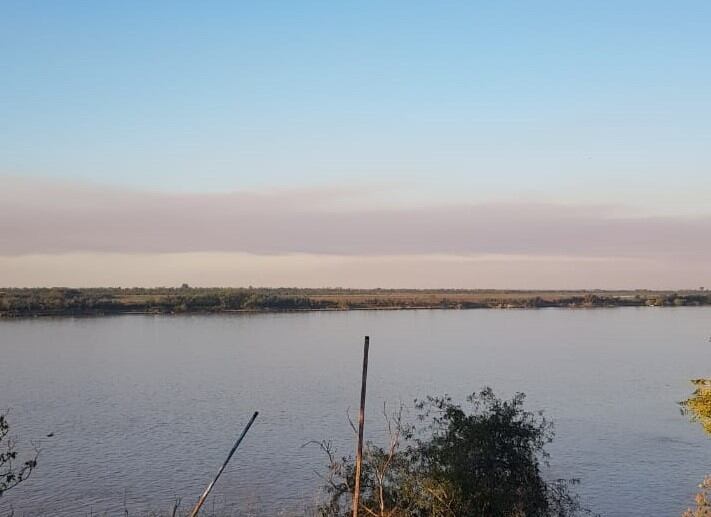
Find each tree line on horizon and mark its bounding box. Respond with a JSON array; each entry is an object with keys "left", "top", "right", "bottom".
[{"left": 2, "top": 287, "right": 710, "bottom": 317}]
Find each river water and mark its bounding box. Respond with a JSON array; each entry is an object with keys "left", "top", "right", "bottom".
[{"left": 1, "top": 308, "right": 710, "bottom": 516}]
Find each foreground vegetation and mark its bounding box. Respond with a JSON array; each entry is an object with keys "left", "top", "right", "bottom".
[
  {"left": 2, "top": 287, "right": 710, "bottom": 317},
  {"left": 6, "top": 381, "right": 711, "bottom": 515},
  {"left": 681, "top": 379, "right": 711, "bottom": 517},
  {"left": 681, "top": 380, "right": 711, "bottom": 435},
  {"left": 314, "top": 388, "right": 591, "bottom": 516},
  {"left": 1, "top": 389, "right": 592, "bottom": 516},
  {"left": 0, "top": 413, "right": 37, "bottom": 498}
]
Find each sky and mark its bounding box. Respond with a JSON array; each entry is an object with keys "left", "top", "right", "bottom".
[{"left": 1, "top": 1, "right": 710, "bottom": 288}]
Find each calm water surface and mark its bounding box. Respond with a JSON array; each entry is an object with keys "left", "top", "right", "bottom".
[{"left": 1, "top": 308, "right": 710, "bottom": 516}]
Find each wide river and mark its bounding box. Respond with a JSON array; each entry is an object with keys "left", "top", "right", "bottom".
[{"left": 1, "top": 308, "right": 710, "bottom": 516}]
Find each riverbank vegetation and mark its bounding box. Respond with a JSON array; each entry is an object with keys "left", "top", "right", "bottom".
[
  {"left": 681, "top": 379, "right": 711, "bottom": 517},
  {"left": 2, "top": 287, "right": 710, "bottom": 318},
  {"left": 314, "top": 388, "right": 591, "bottom": 516},
  {"left": 683, "top": 476, "right": 711, "bottom": 517},
  {"left": 681, "top": 379, "right": 711, "bottom": 435}
]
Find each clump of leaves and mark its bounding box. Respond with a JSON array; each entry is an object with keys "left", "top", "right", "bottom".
[
  {"left": 680, "top": 379, "right": 711, "bottom": 435},
  {"left": 680, "top": 380, "right": 711, "bottom": 517},
  {"left": 682, "top": 475, "right": 711, "bottom": 517},
  {"left": 1, "top": 412, "right": 39, "bottom": 497},
  {"left": 315, "top": 388, "right": 591, "bottom": 517}
]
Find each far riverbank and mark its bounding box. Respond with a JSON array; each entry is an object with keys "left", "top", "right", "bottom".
[{"left": 2, "top": 287, "right": 710, "bottom": 318}]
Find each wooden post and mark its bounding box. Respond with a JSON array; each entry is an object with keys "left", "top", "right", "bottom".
[
  {"left": 188, "top": 411, "right": 259, "bottom": 517},
  {"left": 352, "top": 336, "right": 370, "bottom": 517}
]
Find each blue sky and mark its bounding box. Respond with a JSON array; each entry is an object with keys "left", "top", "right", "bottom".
[
  {"left": 1, "top": 1, "right": 710, "bottom": 286},
  {"left": 3, "top": 2, "right": 710, "bottom": 198}
]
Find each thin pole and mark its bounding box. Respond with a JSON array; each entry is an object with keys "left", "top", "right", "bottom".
[
  {"left": 352, "top": 336, "right": 370, "bottom": 517},
  {"left": 189, "top": 411, "right": 259, "bottom": 517}
]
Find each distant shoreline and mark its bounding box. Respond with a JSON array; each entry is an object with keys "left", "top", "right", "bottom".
[{"left": 1, "top": 287, "right": 710, "bottom": 318}]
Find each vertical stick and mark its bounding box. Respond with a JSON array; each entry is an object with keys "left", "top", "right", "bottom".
[
  {"left": 352, "top": 336, "right": 370, "bottom": 517},
  {"left": 188, "top": 411, "right": 259, "bottom": 517}
]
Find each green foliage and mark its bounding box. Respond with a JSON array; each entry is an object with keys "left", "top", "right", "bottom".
[
  {"left": 316, "top": 390, "right": 590, "bottom": 517},
  {"left": 680, "top": 380, "right": 711, "bottom": 517},
  {"left": 680, "top": 379, "right": 711, "bottom": 435},
  {"left": 2, "top": 288, "right": 710, "bottom": 317},
  {"left": 0, "top": 287, "right": 340, "bottom": 316},
  {"left": 0, "top": 413, "right": 38, "bottom": 497},
  {"left": 682, "top": 476, "right": 711, "bottom": 517}
]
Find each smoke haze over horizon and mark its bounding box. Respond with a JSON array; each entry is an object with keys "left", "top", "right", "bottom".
[
  {"left": 2, "top": 2, "right": 710, "bottom": 287},
  {"left": 1, "top": 177, "right": 708, "bottom": 289}
]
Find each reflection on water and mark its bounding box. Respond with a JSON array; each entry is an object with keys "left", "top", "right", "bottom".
[{"left": 1, "top": 308, "right": 711, "bottom": 516}]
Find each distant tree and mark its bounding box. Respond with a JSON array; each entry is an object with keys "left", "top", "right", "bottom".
[
  {"left": 0, "top": 413, "right": 38, "bottom": 497},
  {"left": 315, "top": 389, "right": 590, "bottom": 516}
]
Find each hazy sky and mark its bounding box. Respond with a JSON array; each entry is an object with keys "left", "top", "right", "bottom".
[{"left": 2, "top": 1, "right": 709, "bottom": 287}]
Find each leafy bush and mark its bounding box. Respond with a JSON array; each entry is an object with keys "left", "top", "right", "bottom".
[
  {"left": 681, "top": 379, "right": 711, "bottom": 434},
  {"left": 680, "top": 380, "right": 711, "bottom": 516},
  {"left": 315, "top": 388, "right": 590, "bottom": 516},
  {"left": 682, "top": 476, "right": 711, "bottom": 517}
]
